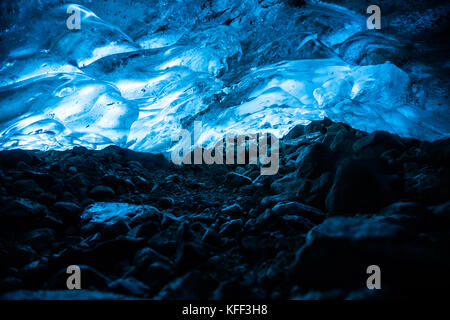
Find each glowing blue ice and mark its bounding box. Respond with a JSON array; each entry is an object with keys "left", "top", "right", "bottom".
[{"left": 0, "top": 1, "right": 448, "bottom": 153}]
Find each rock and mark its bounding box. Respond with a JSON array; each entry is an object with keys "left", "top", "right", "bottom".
[
  {"left": 379, "top": 201, "right": 428, "bottom": 216},
  {"left": 175, "top": 222, "right": 195, "bottom": 243},
  {"left": 1, "top": 290, "right": 132, "bottom": 300},
  {"left": 278, "top": 214, "right": 315, "bottom": 231},
  {"left": 159, "top": 212, "right": 183, "bottom": 228},
  {"left": 261, "top": 194, "right": 292, "bottom": 209},
  {"left": 20, "top": 171, "right": 55, "bottom": 189},
  {"left": 296, "top": 172, "right": 333, "bottom": 209},
  {"left": 131, "top": 175, "right": 151, "bottom": 187},
  {"left": 0, "top": 150, "right": 40, "bottom": 169},
  {"left": 58, "top": 237, "right": 146, "bottom": 274},
  {"left": 270, "top": 173, "right": 299, "bottom": 196},
  {"left": 325, "top": 158, "right": 394, "bottom": 213},
  {"left": 326, "top": 122, "right": 351, "bottom": 135},
  {"left": 154, "top": 271, "right": 215, "bottom": 299},
  {"left": 11, "top": 179, "right": 44, "bottom": 198},
  {"left": 128, "top": 221, "right": 160, "bottom": 238},
  {"left": 129, "top": 207, "right": 161, "bottom": 227},
  {"left": 240, "top": 234, "right": 281, "bottom": 257},
  {"left": 404, "top": 171, "right": 449, "bottom": 204},
  {"left": 165, "top": 174, "right": 182, "bottom": 184},
  {"left": 0, "top": 120, "right": 448, "bottom": 300},
  {"left": 221, "top": 203, "right": 244, "bottom": 217},
  {"left": 44, "top": 265, "right": 111, "bottom": 290},
  {"left": 289, "top": 214, "right": 450, "bottom": 296},
  {"left": 219, "top": 219, "right": 243, "bottom": 237},
  {"left": 330, "top": 130, "right": 356, "bottom": 154},
  {"left": 133, "top": 247, "right": 173, "bottom": 272},
  {"left": 36, "top": 192, "right": 57, "bottom": 206},
  {"left": 296, "top": 143, "right": 336, "bottom": 179},
  {"left": 101, "top": 220, "right": 131, "bottom": 238},
  {"left": 283, "top": 124, "right": 305, "bottom": 140},
  {"left": 429, "top": 201, "right": 450, "bottom": 227},
  {"left": 422, "top": 138, "right": 450, "bottom": 166},
  {"left": 175, "top": 241, "right": 208, "bottom": 272},
  {"left": 0, "top": 277, "right": 22, "bottom": 292},
  {"left": 54, "top": 202, "right": 81, "bottom": 218},
  {"left": 133, "top": 260, "right": 174, "bottom": 290},
  {"left": 81, "top": 202, "right": 160, "bottom": 228},
  {"left": 290, "top": 288, "right": 348, "bottom": 300},
  {"left": 101, "top": 174, "right": 134, "bottom": 190},
  {"left": 430, "top": 201, "right": 450, "bottom": 217},
  {"left": 145, "top": 261, "right": 173, "bottom": 284},
  {"left": 88, "top": 186, "right": 115, "bottom": 200},
  {"left": 4, "top": 245, "right": 37, "bottom": 268},
  {"left": 108, "top": 277, "right": 150, "bottom": 297},
  {"left": 201, "top": 229, "right": 222, "bottom": 246},
  {"left": 304, "top": 119, "right": 332, "bottom": 134},
  {"left": 17, "top": 161, "right": 31, "bottom": 170},
  {"left": 66, "top": 173, "right": 90, "bottom": 190},
  {"left": 123, "top": 149, "right": 169, "bottom": 170},
  {"left": 150, "top": 196, "right": 175, "bottom": 209},
  {"left": 212, "top": 278, "right": 260, "bottom": 299},
  {"left": 240, "top": 183, "right": 265, "bottom": 197},
  {"left": 271, "top": 201, "right": 325, "bottom": 223},
  {"left": 67, "top": 166, "right": 77, "bottom": 174},
  {"left": 0, "top": 198, "right": 47, "bottom": 230},
  {"left": 61, "top": 191, "right": 78, "bottom": 203},
  {"left": 353, "top": 131, "right": 405, "bottom": 158},
  {"left": 225, "top": 172, "right": 252, "bottom": 188},
  {"left": 22, "top": 228, "right": 55, "bottom": 249}
]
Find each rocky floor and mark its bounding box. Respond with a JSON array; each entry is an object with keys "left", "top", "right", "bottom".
[{"left": 0, "top": 119, "right": 449, "bottom": 299}]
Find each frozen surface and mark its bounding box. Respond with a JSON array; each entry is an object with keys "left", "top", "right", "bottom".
[{"left": 0, "top": 0, "right": 449, "bottom": 152}]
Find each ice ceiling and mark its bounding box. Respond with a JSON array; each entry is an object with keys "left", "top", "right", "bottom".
[{"left": 0, "top": 0, "right": 449, "bottom": 152}]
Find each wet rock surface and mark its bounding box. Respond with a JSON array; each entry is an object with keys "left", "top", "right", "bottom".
[{"left": 0, "top": 120, "right": 449, "bottom": 299}]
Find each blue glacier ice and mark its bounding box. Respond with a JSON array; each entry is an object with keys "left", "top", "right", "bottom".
[{"left": 0, "top": 0, "right": 449, "bottom": 153}]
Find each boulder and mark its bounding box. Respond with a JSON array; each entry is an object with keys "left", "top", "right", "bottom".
[
  {"left": 295, "top": 144, "right": 336, "bottom": 179},
  {"left": 325, "top": 158, "right": 394, "bottom": 213},
  {"left": 290, "top": 214, "right": 450, "bottom": 296},
  {"left": 88, "top": 186, "right": 115, "bottom": 200},
  {"left": 225, "top": 172, "right": 252, "bottom": 188}
]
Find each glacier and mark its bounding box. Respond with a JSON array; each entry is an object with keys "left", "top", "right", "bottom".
[{"left": 0, "top": 0, "right": 449, "bottom": 153}]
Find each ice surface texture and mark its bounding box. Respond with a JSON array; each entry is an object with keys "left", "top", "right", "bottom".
[{"left": 0, "top": 0, "right": 449, "bottom": 152}]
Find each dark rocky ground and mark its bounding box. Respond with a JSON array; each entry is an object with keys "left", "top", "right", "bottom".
[{"left": 0, "top": 119, "right": 449, "bottom": 299}]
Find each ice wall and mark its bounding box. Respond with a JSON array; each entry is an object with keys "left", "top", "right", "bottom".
[{"left": 0, "top": 0, "right": 448, "bottom": 152}]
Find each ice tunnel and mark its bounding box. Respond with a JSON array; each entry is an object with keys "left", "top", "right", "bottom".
[{"left": 0, "top": 0, "right": 449, "bottom": 153}]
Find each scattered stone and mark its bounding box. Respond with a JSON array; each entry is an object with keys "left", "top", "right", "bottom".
[
  {"left": 0, "top": 117, "right": 448, "bottom": 300},
  {"left": 11, "top": 179, "right": 44, "bottom": 198},
  {"left": 155, "top": 271, "right": 216, "bottom": 299},
  {"left": 108, "top": 277, "right": 150, "bottom": 297},
  {"left": 261, "top": 194, "right": 292, "bottom": 209},
  {"left": 201, "top": 229, "right": 222, "bottom": 246},
  {"left": 271, "top": 201, "right": 325, "bottom": 223},
  {"left": 353, "top": 131, "right": 405, "bottom": 158},
  {"left": 219, "top": 219, "right": 243, "bottom": 236},
  {"left": 325, "top": 158, "right": 394, "bottom": 213},
  {"left": 2, "top": 290, "right": 132, "bottom": 300},
  {"left": 221, "top": 203, "right": 244, "bottom": 217},
  {"left": 225, "top": 172, "right": 252, "bottom": 188},
  {"left": 295, "top": 143, "right": 336, "bottom": 179},
  {"left": 54, "top": 202, "right": 81, "bottom": 216},
  {"left": 0, "top": 150, "right": 40, "bottom": 169},
  {"left": 88, "top": 186, "right": 115, "bottom": 200},
  {"left": 175, "top": 242, "right": 208, "bottom": 272},
  {"left": 290, "top": 214, "right": 450, "bottom": 295},
  {"left": 44, "top": 265, "right": 111, "bottom": 290}
]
